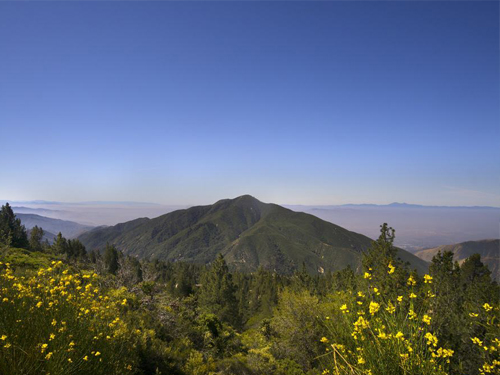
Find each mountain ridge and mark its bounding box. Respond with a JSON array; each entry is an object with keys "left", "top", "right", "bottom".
[
  {"left": 78, "top": 195, "right": 428, "bottom": 275},
  {"left": 16, "top": 213, "right": 94, "bottom": 239},
  {"left": 415, "top": 239, "right": 500, "bottom": 281}
]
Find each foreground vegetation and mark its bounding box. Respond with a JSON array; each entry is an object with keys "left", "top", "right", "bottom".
[{"left": 0, "top": 203, "right": 499, "bottom": 374}]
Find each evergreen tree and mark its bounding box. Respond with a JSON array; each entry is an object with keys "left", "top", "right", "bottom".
[
  {"left": 29, "top": 226, "right": 44, "bottom": 252},
  {"left": 461, "top": 254, "right": 499, "bottom": 307},
  {"left": 198, "top": 254, "right": 241, "bottom": 328},
  {"left": 362, "top": 223, "right": 408, "bottom": 296},
  {"left": 67, "top": 239, "right": 87, "bottom": 260},
  {"left": 291, "top": 262, "right": 314, "bottom": 292},
  {"left": 0, "top": 203, "right": 29, "bottom": 248},
  {"left": 88, "top": 249, "right": 99, "bottom": 263},
  {"left": 52, "top": 232, "right": 69, "bottom": 255},
  {"left": 332, "top": 266, "right": 357, "bottom": 292},
  {"left": 248, "top": 267, "right": 278, "bottom": 318},
  {"left": 429, "top": 251, "right": 464, "bottom": 354},
  {"left": 103, "top": 243, "right": 119, "bottom": 275}
]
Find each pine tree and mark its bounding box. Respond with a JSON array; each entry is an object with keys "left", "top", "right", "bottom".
[
  {"left": 67, "top": 239, "right": 87, "bottom": 260},
  {"left": 429, "top": 251, "right": 464, "bottom": 349},
  {"left": 52, "top": 232, "right": 69, "bottom": 255},
  {"left": 29, "top": 226, "right": 44, "bottom": 252},
  {"left": 0, "top": 203, "right": 29, "bottom": 248},
  {"left": 362, "top": 223, "right": 409, "bottom": 296},
  {"left": 198, "top": 254, "right": 241, "bottom": 328},
  {"left": 103, "top": 243, "right": 119, "bottom": 275}
]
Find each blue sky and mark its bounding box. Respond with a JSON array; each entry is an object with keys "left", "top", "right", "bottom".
[{"left": 0, "top": 1, "right": 498, "bottom": 206}]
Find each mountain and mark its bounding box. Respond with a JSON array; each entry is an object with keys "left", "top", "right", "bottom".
[
  {"left": 415, "top": 239, "right": 500, "bottom": 281},
  {"left": 79, "top": 195, "right": 428, "bottom": 275},
  {"left": 16, "top": 214, "right": 94, "bottom": 239}
]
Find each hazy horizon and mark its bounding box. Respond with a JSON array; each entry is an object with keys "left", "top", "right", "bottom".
[
  {"left": 2, "top": 197, "right": 500, "bottom": 209},
  {"left": 7, "top": 196, "right": 500, "bottom": 252}
]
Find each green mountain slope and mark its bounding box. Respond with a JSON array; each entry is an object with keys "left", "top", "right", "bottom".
[
  {"left": 415, "top": 239, "right": 500, "bottom": 281},
  {"left": 16, "top": 213, "right": 94, "bottom": 238},
  {"left": 79, "top": 195, "right": 428, "bottom": 274}
]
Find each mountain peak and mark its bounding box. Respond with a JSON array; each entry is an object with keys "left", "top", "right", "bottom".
[
  {"left": 79, "top": 196, "right": 428, "bottom": 275},
  {"left": 233, "top": 194, "right": 261, "bottom": 203}
]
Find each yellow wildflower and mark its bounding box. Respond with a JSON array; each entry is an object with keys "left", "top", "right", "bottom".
[
  {"left": 377, "top": 329, "right": 389, "bottom": 339},
  {"left": 425, "top": 332, "right": 438, "bottom": 347},
  {"left": 383, "top": 302, "right": 394, "bottom": 314},
  {"left": 364, "top": 272, "right": 372, "bottom": 280},
  {"left": 422, "top": 315, "right": 432, "bottom": 325},
  {"left": 320, "top": 337, "right": 329, "bottom": 343},
  {"left": 472, "top": 337, "right": 483, "bottom": 346},
  {"left": 483, "top": 303, "right": 493, "bottom": 312},
  {"left": 407, "top": 275, "right": 416, "bottom": 286},
  {"left": 388, "top": 262, "right": 395, "bottom": 274},
  {"left": 369, "top": 301, "right": 380, "bottom": 315},
  {"left": 424, "top": 274, "right": 433, "bottom": 283},
  {"left": 408, "top": 309, "right": 417, "bottom": 320}
]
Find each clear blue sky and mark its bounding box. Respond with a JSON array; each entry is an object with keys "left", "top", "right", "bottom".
[{"left": 0, "top": 1, "right": 498, "bottom": 206}]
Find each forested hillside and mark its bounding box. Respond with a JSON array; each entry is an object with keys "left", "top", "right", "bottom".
[{"left": 79, "top": 195, "right": 428, "bottom": 275}]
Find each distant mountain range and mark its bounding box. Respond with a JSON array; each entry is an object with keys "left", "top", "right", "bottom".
[
  {"left": 286, "top": 204, "right": 500, "bottom": 252},
  {"left": 16, "top": 214, "right": 94, "bottom": 239},
  {"left": 415, "top": 239, "right": 500, "bottom": 281},
  {"left": 286, "top": 202, "right": 500, "bottom": 210},
  {"left": 1, "top": 200, "right": 160, "bottom": 206},
  {"left": 78, "top": 195, "right": 428, "bottom": 275}
]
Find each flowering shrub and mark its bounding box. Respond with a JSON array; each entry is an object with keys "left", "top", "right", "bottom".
[
  {"left": 0, "top": 261, "right": 139, "bottom": 374},
  {"left": 319, "top": 263, "right": 500, "bottom": 375}
]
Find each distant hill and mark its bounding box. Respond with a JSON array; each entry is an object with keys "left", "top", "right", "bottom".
[
  {"left": 79, "top": 195, "right": 428, "bottom": 275},
  {"left": 415, "top": 239, "right": 500, "bottom": 281},
  {"left": 16, "top": 214, "right": 94, "bottom": 239}
]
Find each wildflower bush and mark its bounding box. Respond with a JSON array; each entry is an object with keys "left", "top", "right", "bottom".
[
  {"left": 319, "top": 273, "right": 454, "bottom": 375},
  {"left": 317, "top": 225, "right": 500, "bottom": 375},
  {"left": 0, "top": 260, "right": 139, "bottom": 374}
]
